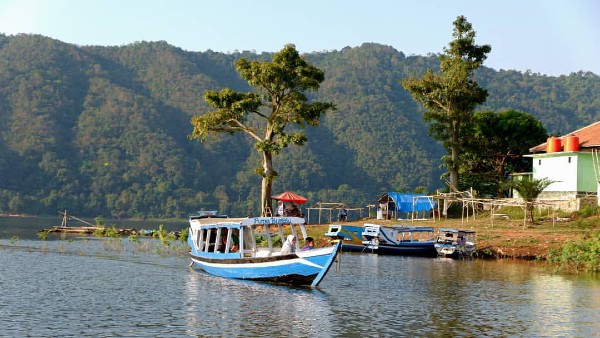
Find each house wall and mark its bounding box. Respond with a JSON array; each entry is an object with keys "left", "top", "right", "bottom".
[
  {"left": 576, "top": 153, "right": 596, "bottom": 191},
  {"left": 531, "top": 152, "right": 596, "bottom": 193}
]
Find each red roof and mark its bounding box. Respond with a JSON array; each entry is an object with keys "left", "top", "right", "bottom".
[{"left": 530, "top": 121, "right": 600, "bottom": 153}]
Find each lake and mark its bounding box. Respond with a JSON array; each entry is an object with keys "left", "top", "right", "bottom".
[{"left": 1, "top": 216, "right": 598, "bottom": 337}]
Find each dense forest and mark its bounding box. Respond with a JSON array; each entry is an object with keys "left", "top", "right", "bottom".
[{"left": 0, "top": 34, "right": 599, "bottom": 218}]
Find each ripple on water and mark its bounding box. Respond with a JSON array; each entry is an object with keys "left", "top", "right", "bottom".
[{"left": 0, "top": 240, "right": 598, "bottom": 337}]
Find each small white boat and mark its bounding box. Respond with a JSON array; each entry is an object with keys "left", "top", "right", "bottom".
[
  {"left": 434, "top": 228, "right": 477, "bottom": 258},
  {"left": 187, "top": 216, "right": 341, "bottom": 287}
]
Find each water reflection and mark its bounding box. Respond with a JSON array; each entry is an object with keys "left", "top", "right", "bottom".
[
  {"left": 319, "top": 253, "right": 600, "bottom": 337},
  {"left": 0, "top": 221, "right": 598, "bottom": 337},
  {"left": 528, "top": 274, "right": 600, "bottom": 336},
  {"left": 184, "top": 270, "right": 334, "bottom": 337}
]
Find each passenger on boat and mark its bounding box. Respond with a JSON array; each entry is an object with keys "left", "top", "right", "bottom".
[
  {"left": 217, "top": 229, "right": 239, "bottom": 253},
  {"left": 292, "top": 204, "right": 299, "bottom": 216},
  {"left": 281, "top": 235, "right": 296, "bottom": 255},
  {"left": 283, "top": 203, "right": 301, "bottom": 217},
  {"left": 217, "top": 233, "right": 227, "bottom": 253},
  {"left": 302, "top": 237, "right": 315, "bottom": 251}
]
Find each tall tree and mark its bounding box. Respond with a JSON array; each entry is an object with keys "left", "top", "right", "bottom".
[
  {"left": 402, "top": 16, "right": 491, "bottom": 191},
  {"left": 190, "top": 44, "right": 335, "bottom": 216}
]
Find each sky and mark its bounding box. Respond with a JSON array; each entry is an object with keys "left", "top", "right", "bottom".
[{"left": 0, "top": 0, "right": 598, "bottom": 76}]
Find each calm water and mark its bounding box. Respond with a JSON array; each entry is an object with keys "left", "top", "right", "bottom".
[{"left": 1, "top": 217, "right": 599, "bottom": 337}]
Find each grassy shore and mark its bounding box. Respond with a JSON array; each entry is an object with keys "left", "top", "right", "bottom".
[{"left": 306, "top": 212, "right": 600, "bottom": 273}]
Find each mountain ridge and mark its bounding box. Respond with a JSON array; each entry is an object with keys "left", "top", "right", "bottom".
[{"left": 0, "top": 34, "right": 598, "bottom": 218}]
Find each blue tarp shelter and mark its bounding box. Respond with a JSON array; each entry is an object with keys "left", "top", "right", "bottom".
[{"left": 377, "top": 192, "right": 437, "bottom": 220}]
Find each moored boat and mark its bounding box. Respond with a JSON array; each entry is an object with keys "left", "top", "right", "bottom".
[
  {"left": 324, "top": 224, "right": 365, "bottom": 252},
  {"left": 361, "top": 224, "right": 438, "bottom": 257},
  {"left": 434, "top": 228, "right": 477, "bottom": 258},
  {"left": 187, "top": 216, "right": 341, "bottom": 287}
]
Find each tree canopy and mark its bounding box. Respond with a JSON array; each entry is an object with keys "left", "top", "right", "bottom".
[
  {"left": 460, "top": 109, "right": 548, "bottom": 196},
  {"left": 190, "top": 44, "right": 335, "bottom": 216},
  {"left": 402, "top": 15, "right": 491, "bottom": 191}
]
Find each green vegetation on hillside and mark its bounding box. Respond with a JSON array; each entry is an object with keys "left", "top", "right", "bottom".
[{"left": 0, "top": 33, "right": 599, "bottom": 218}]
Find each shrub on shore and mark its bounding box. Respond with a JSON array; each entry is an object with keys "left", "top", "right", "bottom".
[{"left": 547, "top": 234, "right": 600, "bottom": 273}]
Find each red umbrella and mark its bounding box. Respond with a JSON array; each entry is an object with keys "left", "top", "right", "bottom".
[{"left": 271, "top": 191, "right": 308, "bottom": 205}]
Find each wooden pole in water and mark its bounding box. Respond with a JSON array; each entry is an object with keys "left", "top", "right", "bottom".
[{"left": 61, "top": 209, "right": 68, "bottom": 227}]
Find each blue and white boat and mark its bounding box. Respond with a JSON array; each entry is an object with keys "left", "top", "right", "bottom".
[
  {"left": 187, "top": 216, "right": 341, "bottom": 287},
  {"left": 324, "top": 224, "right": 365, "bottom": 252},
  {"left": 361, "top": 224, "right": 438, "bottom": 257},
  {"left": 434, "top": 228, "right": 477, "bottom": 258}
]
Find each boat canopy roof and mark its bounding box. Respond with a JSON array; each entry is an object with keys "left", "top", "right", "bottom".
[
  {"left": 190, "top": 216, "right": 306, "bottom": 229},
  {"left": 241, "top": 216, "right": 305, "bottom": 226}
]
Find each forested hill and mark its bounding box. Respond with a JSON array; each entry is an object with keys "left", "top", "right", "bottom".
[{"left": 1, "top": 34, "right": 599, "bottom": 218}]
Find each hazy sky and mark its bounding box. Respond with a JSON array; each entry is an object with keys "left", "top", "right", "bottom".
[{"left": 1, "top": 0, "right": 598, "bottom": 76}]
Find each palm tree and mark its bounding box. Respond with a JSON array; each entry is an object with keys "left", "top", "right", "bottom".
[{"left": 505, "top": 177, "right": 555, "bottom": 225}]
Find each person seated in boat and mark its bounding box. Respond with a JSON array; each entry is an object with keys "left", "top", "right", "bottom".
[
  {"left": 280, "top": 235, "right": 296, "bottom": 255},
  {"left": 217, "top": 232, "right": 228, "bottom": 253},
  {"left": 230, "top": 229, "right": 240, "bottom": 252},
  {"left": 302, "top": 237, "right": 315, "bottom": 251},
  {"left": 290, "top": 204, "right": 301, "bottom": 217},
  {"left": 283, "top": 203, "right": 293, "bottom": 216},
  {"left": 218, "top": 229, "right": 239, "bottom": 253}
]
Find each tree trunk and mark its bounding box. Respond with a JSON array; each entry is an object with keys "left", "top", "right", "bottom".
[
  {"left": 261, "top": 151, "right": 274, "bottom": 216},
  {"left": 449, "top": 128, "right": 460, "bottom": 191},
  {"left": 526, "top": 202, "right": 534, "bottom": 225}
]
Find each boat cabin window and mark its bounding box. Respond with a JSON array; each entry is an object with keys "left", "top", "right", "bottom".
[
  {"left": 217, "top": 228, "right": 239, "bottom": 253},
  {"left": 196, "top": 228, "right": 205, "bottom": 251},
  {"left": 197, "top": 227, "right": 241, "bottom": 253},
  {"left": 201, "top": 228, "right": 217, "bottom": 252}
]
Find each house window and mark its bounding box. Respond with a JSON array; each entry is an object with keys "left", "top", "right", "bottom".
[
  {"left": 538, "top": 159, "right": 541, "bottom": 165},
  {"left": 568, "top": 156, "right": 571, "bottom": 163}
]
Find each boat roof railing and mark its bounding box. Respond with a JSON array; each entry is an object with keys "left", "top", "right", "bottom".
[
  {"left": 391, "top": 225, "right": 434, "bottom": 231},
  {"left": 189, "top": 217, "right": 248, "bottom": 226},
  {"left": 194, "top": 222, "right": 243, "bottom": 230},
  {"left": 189, "top": 215, "right": 229, "bottom": 221},
  {"left": 438, "top": 228, "right": 476, "bottom": 233},
  {"left": 364, "top": 223, "right": 434, "bottom": 232}
]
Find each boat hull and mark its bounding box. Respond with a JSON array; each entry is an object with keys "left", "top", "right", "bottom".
[
  {"left": 189, "top": 242, "right": 341, "bottom": 287},
  {"left": 365, "top": 242, "right": 438, "bottom": 257}
]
